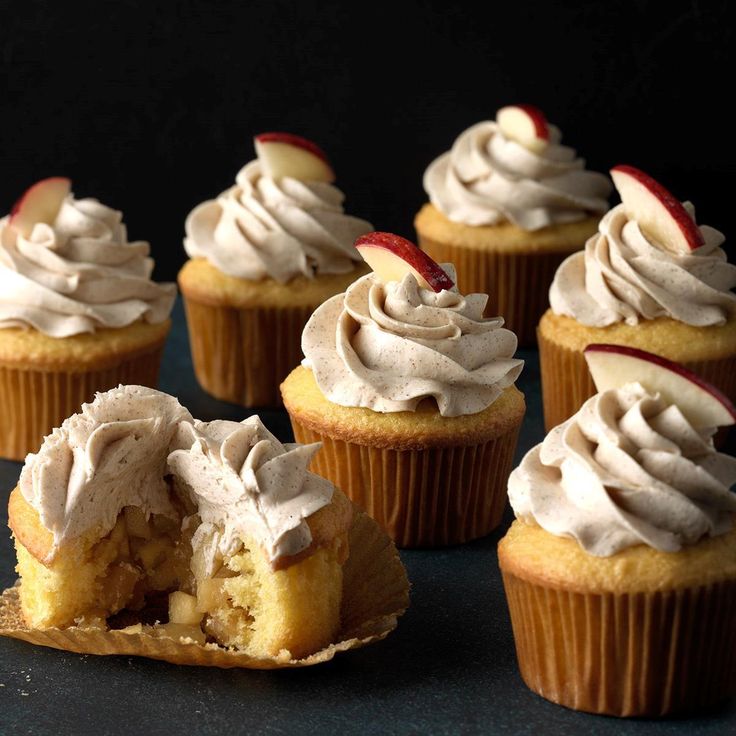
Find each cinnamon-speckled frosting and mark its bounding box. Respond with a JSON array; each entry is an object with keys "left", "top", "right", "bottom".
[
  {"left": 508, "top": 383, "right": 736, "bottom": 555},
  {"left": 168, "top": 417, "right": 334, "bottom": 571},
  {"left": 184, "top": 160, "right": 373, "bottom": 282},
  {"left": 550, "top": 203, "right": 736, "bottom": 327},
  {"left": 423, "top": 120, "right": 611, "bottom": 230},
  {"left": 19, "top": 385, "right": 192, "bottom": 558},
  {"left": 0, "top": 197, "right": 176, "bottom": 338},
  {"left": 302, "top": 264, "right": 523, "bottom": 417}
]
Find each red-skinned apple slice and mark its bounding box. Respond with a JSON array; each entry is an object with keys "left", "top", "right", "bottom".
[
  {"left": 610, "top": 165, "right": 704, "bottom": 254},
  {"left": 497, "top": 104, "right": 550, "bottom": 153},
  {"left": 584, "top": 344, "right": 736, "bottom": 428},
  {"left": 254, "top": 132, "right": 335, "bottom": 183},
  {"left": 355, "top": 232, "right": 455, "bottom": 292},
  {"left": 9, "top": 177, "right": 72, "bottom": 237}
]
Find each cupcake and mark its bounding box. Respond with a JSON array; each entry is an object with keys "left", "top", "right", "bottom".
[
  {"left": 179, "top": 132, "right": 372, "bottom": 407},
  {"left": 415, "top": 105, "right": 611, "bottom": 345},
  {"left": 281, "top": 232, "right": 525, "bottom": 547},
  {"left": 499, "top": 344, "right": 736, "bottom": 716},
  {"left": 0, "top": 177, "right": 175, "bottom": 460},
  {"left": 540, "top": 164, "right": 736, "bottom": 430}
]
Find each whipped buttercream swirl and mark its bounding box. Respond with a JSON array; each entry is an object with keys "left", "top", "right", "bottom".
[
  {"left": 168, "top": 417, "right": 334, "bottom": 571},
  {"left": 19, "top": 386, "right": 192, "bottom": 558},
  {"left": 302, "top": 264, "right": 523, "bottom": 417},
  {"left": 184, "top": 160, "right": 372, "bottom": 282},
  {"left": 423, "top": 121, "right": 611, "bottom": 230},
  {"left": 0, "top": 197, "right": 176, "bottom": 338},
  {"left": 509, "top": 383, "right": 736, "bottom": 555},
  {"left": 550, "top": 203, "right": 736, "bottom": 327}
]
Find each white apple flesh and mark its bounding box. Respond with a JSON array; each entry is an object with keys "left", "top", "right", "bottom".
[
  {"left": 9, "top": 177, "right": 72, "bottom": 237},
  {"left": 610, "top": 165, "right": 704, "bottom": 254},
  {"left": 497, "top": 104, "right": 550, "bottom": 153},
  {"left": 254, "top": 132, "right": 335, "bottom": 183},
  {"left": 355, "top": 232, "right": 455, "bottom": 293},
  {"left": 584, "top": 344, "right": 736, "bottom": 428}
]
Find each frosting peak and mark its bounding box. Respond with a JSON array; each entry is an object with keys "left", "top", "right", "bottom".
[
  {"left": 302, "top": 264, "right": 523, "bottom": 416},
  {"left": 423, "top": 119, "right": 611, "bottom": 230},
  {"left": 508, "top": 383, "right": 736, "bottom": 555}
]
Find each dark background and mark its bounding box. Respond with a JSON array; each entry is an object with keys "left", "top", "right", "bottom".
[{"left": 2, "top": 0, "right": 734, "bottom": 284}]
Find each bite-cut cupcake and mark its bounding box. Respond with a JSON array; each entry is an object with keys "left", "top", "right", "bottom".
[
  {"left": 415, "top": 105, "right": 611, "bottom": 345},
  {"left": 281, "top": 232, "right": 525, "bottom": 547},
  {"left": 540, "top": 164, "right": 736, "bottom": 431},
  {"left": 0, "top": 177, "right": 175, "bottom": 460},
  {"left": 499, "top": 345, "right": 736, "bottom": 717},
  {"left": 179, "top": 132, "right": 372, "bottom": 407}
]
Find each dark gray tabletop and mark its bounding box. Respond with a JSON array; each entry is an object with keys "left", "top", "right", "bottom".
[{"left": 1, "top": 299, "right": 735, "bottom": 736}]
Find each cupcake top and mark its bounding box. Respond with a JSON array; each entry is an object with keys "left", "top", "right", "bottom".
[
  {"left": 168, "top": 417, "right": 335, "bottom": 571},
  {"left": 550, "top": 165, "right": 736, "bottom": 327},
  {"left": 423, "top": 105, "right": 611, "bottom": 230},
  {"left": 509, "top": 346, "right": 736, "bottom": 556},
  {"left": 0, "top": 178, "right": 176, "bottom": 338},
  {"left": 302, "top": 232, "right": 523, "bottom": 417},
  {"left": 184, "top": 132, "right": 373, "bottom": 283}
]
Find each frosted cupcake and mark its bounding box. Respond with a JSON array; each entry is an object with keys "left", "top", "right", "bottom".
[
  {"left": 179, "top": 133, "right": 372, "bottom": 407},
  {"left": 499, "top": 344, "right": 736, "bottom": 716},
  {"left": 282, "top": 232, "right": 525, "bottom": 547},
  {"left": 0, "top": 177, "right": 175, "bottom": 460},
  {"left": 416, "top": 105, "right": 611, "bottom": 345},
  {"left": 540, "top": 164, "right": 736, "bottom": 430}
]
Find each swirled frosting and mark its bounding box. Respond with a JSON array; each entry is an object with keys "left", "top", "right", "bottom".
[
  {"left": 19, "top": 385, "right": 192, "bottom": 558},
  {"left": 168, "top": 417, "right": 334, "bottom": 571},
  {"left": 549, "top": 203, "right": 736, "bottom": 327},
  {"left": 423, "top": 120, "right": 611, "bottom": 230},
  {"left": 0, "top": 197, "right": 176, "bottom": 338},
  {"left": 184, "top": 160, "right": 373, "bottom": 282},
  {"left": 302, "top": 264, "right": 523, "bottom": 417},
  {"left": 508, "top": 383, "right": 736, "bottom": 555}
]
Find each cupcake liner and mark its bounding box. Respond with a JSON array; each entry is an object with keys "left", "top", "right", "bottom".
[
  {"left": 0, "top": 343, "right": 165, "bottom": 461},
  {"left": 182, "top": 296, "right": 313, "bottom": 408},
  {"left": 538, "top": 330, "right": 736, "bottom": 432},
  {"left": 501, "top": 569, "right": 736, "bottom": 717},
  {"left": 290, "top": 416, "right": 521, "bottom": 548},
  {"left": 418, "top": 234, "right": 569, "bottom": 346},
  {"left": 0, "top": 508, "right": 410, "bottom": 669}
]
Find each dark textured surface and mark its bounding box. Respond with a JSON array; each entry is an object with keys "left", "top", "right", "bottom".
[{"left": 1, "top": 300, "right": 735, "bottom": 735}]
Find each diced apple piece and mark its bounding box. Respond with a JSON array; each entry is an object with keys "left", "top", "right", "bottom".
[
  {"left": 497, "top": 105, "right": 550, "bottom": 153},
  {"left": 136, "top": 538, "right": 169, "bottom": 569},
  {"left": 196, "top": 578, "right": 225, "bottom": 613},
  {"left": 254, "top": 132, "right": 335, "bottom": 182},
  {"left": 9, "top": 177, "right": 72, "bottom": 237},
  {"left": 169, "top": 591, "right": 204, "bottom": 625},
  {"left": 124, "top": 506, "right": 152, "bottom": 540}
]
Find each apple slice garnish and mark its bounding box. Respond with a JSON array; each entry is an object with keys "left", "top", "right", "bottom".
[
  {"left": 355, "top": 232, "right": 455, "bottom": 292},
  {"left": 610, "top": 164, "right": 704, "bottom": 254},
  {"left": 584, "top": 344, "right": 736, "bottom": 428},
  {"left": 497, "top": 104, "right": 550, "bottom": 153},
  {"left": 254, "top": 132, "right": 335, "bottom": 183},
  {"left": 9, "top": 177, "right": 72, "bottom": 237}
]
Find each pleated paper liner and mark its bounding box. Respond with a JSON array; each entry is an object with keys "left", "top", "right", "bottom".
[
  {"left": 538, "top": 329, "right": 736, "bottom": 432},
  {"left": 417, "top": 234, "right": 570, "bottom": 347},
  {"left": 0, "top": 508, "right": 410, "bottom": 669},
  {"left": 0, "top": 343, "right": 165, "bottom": 461},
  {"left": 182, "top": 296, "right": 314, "bottom": 408},
  {"left": 291, "top": 417, "right": 521, "bottom": 548},
  {"left": 501, "top": 569, "right": 736, "bottom": 717}
]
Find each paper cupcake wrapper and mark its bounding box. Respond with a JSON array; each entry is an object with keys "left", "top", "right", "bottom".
[
  {"left": 501, "top": 569, "right": 736, "bottom": 716},
  {"left": 538, "top": 330, "right": 736, "bottom": 432},
  {"left": 417, "top": 234, "right": 570, "bottom": 347},
  {"left": 0, "top": 508, "right": 409, "bottom": 669},
  {"left": 182, "top": 296, "right": 313, "bottom": 408},
  {"left": 290, "top": 416, "right": 521, "bottom": 548},
  {"left": 0, "top": 343, "right": 165, "bottom": 461}
]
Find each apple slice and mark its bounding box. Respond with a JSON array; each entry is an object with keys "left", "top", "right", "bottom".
[
  {"left": 355, "top": 232, "right": 455, "bottom": 292},
  {"left": 497, "top": 104, "right": 550, "bottom": 153},
  {"left": 584, "top": 344, "right": 736, "bottom": 428},
  {"left": 254, "top": 132, "right": 335, "bottom": 183},
  {"left": 9, "top": 177, "right": 72, "bottom": 237},
  {"left": 610, "top": 165, "right": 704, "bottom": 254}
]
